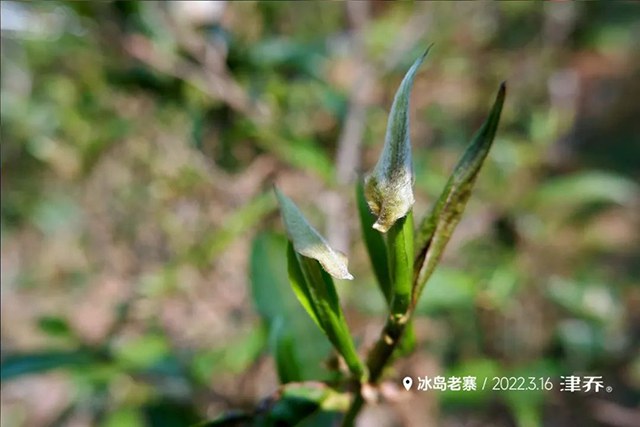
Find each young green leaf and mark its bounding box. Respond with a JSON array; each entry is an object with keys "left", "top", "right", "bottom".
[
  {"left": 1, "top": 350, "right": 96, "bottom": 381},
  {"left": 364, "top": 49, "right": 430, "bottom": 233},
  {"left": 204, "top": 383, "right": 349, "bottom": 426},
  {"left": 287, "top": 241, "right": 324, "bottom": 330},
  {"left": 275, "top": 187, "right": 353, "bottom": 280},
  {"left": 277, "top": 189, "right": 365, "bottom": 378},
  {"left": 356, "top": 180, "right": 391, "bottom": 302},
  {"left": 294, "top": 253, "right": 365, "bottom": 378},
  {"left": 413, "top": 83, "right": 506, "bottom": 305},
  {"left": 251, "top": 232, "right": 331, "bottom": 381},
  {"left": 270, "top": 316, "right": 303, "bottom": 384}
]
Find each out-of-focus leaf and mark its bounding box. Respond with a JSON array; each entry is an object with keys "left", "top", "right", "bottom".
[
  {"left": 483, "top": 264, "right": 520, "bottom": 310},
  {"left": 199, "top": 411, "right": 252, "bottom": 427},
  {"left": 38, "top": 315, "right": 74, "bottom": 339},
  {"left": 298, "top": 412, "right": 342, "bottom": 427},
  {"left": 222, "top": 328, "right": 267, "bottom": 373},
  {"left": 144, "top": 401, "right": 200, "bottom": 427},
  {"left": 356, "top": 179, "right": 391, "bottom": 302},
  {"left": 194, "top": 192, "right": 277, "bottom": 266},
  {"left": 270, "top": 316, "right": 303, "bottom": 384},
  {"left": 275, "top": 187, "right": 352, "bottom": 280},
  {"left": 252, "top": 126, "right": 335, "bottom": 184},
  {"left": 191, "top": 326, "right": 267, "bottom": 383},
  {"left": 546, "top": 277, "right": 618, "bottom": 323},
  {"left": 556, "top": 319, "right": 607, "bottom": 368},
  {"left": 533, "top": 171, "right": 639, "bottom": 208},
  {"left": 202, "top": 383, "right": 348, "bottom": 427},
  {"left": 387, "top": 211, "right": 414, "bottom": 317},
  {"left": 114, "top": 335, "right": 170, "bottom": 369},
  {"left": 266, "top": 393, "right": 321, "bottom": 426},
  {"left": 30, "top": 194, "right": 81, "bottom": 235},
  {"left": 1, "top": 350, "right": 96, "bottom": 381},
  {"left": 414, "top": 83, "right": 506, "bottom": 305},
  {"left": 414, "top": 267, "right": 477, "bottom": 313},
  {"left": 506, "top": 400, "right": 542, "bottom": 427},
  {"left": 104, "top": 408, "right": 145, "bottom": 427},
  {"left": 252, "top": 233, "right": 303, "bottom": 323},
  {"left": 364, "top": 50, "right": 429, "bottom": 233},
  {"left": 247, "top": 38, "right": 326, "bottom": 79},
  {"left": 262, "top": 383, "right": 349, "bottom": 426}
]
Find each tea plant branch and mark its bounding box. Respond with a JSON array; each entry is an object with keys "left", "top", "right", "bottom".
[
  {"left": 272, "top": 50, "right": 506, "bottom": 427},
  {"left": 341, "top": 51, "right": 428, "bottom": 427},
  {"left": 380, "top": 83, "right": 505, "bottom": 378},
  {"left": 342, "top": 82, "right": 506, "bottom": 426}
]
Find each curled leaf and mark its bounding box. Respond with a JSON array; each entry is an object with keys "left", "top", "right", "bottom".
[
  {"left": 275, "top": 187, "right": 353, "bottom": 280},
  {"left": 413, "top": 83, "right": 506, "bottom": 305},
  {"left": 364, "top": 49, "right": 430, "bottom": 233},
  {"left": 287, "top": 242, "right": 365, "bottom": 378}
]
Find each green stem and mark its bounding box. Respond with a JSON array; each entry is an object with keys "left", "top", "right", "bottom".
[
  {"left": 341, "top": 316, "right": 408, "bottom": 427},
  {"left": 342, "top": 213, "right": 414, "bottom": 425},
  {"left": 387, "top": 211, "right": 414, "bottom": 317},
  {"left": 396, "top": 318, "right": 416, "bottom": 356}
]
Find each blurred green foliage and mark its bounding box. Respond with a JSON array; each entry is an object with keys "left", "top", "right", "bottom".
[
  {"left": 250, "top": 232, "right": 331, "bottom": 382},
  {"left": 1, "top": 1, "right": 639, "bottom": 426}
]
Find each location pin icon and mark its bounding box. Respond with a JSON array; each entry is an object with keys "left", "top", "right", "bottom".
[{"left": 403, "top": 376, "right": 413, "bottom": 391}]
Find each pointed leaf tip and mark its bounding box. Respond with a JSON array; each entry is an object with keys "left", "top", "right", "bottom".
[
  {"left": 413, "top": 82, "right": 506, "bottom": 304},
  {"left": 364, "top": 51, "right": 430, "bottom": 233},
  {"left": 274, "top": 187, "right": 353, "bottom": 280}
]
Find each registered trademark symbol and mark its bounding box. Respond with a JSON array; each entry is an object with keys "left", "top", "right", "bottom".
[{"left": 606, "top": 386, "right": 613, "bottom": 393}]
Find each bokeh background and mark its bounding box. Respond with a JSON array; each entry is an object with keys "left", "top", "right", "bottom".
[{"left": 2, "top": 1, "right": 640, "bottom": 426}]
